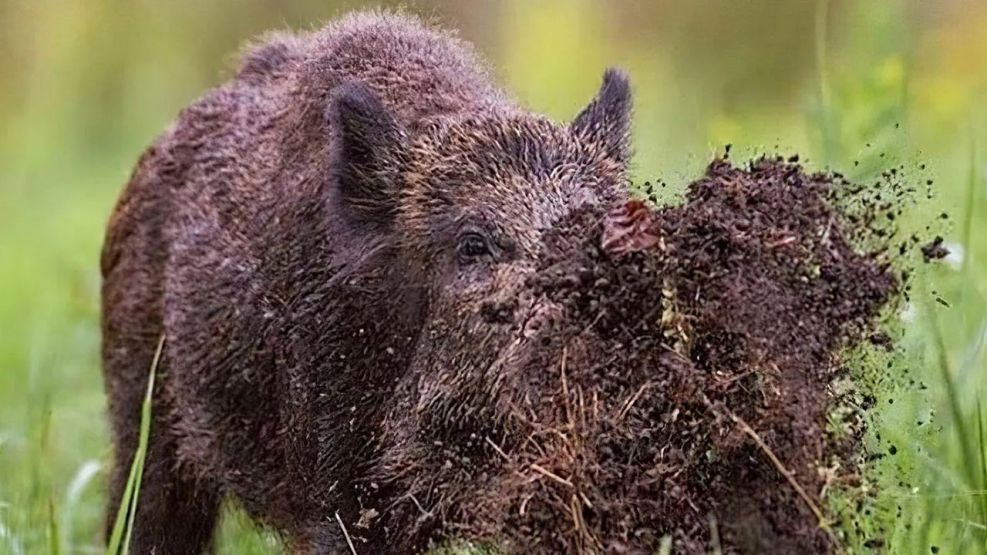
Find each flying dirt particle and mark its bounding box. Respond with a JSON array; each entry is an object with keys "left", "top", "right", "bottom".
[{"left": 921, "top": 236, "right": 949, "bottom": 262}]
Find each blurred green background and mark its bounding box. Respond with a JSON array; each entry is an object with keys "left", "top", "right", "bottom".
[{"left": 1, "top": 0, "right": 985, "bottom": 553}]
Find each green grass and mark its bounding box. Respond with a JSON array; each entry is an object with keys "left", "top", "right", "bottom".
[{"left": 1, "top": 0, "right": 985, "bottom": 553}]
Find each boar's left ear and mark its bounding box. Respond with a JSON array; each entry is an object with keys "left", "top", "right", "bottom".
[
  {"left": 327, "top": 81, "right": 408, "bottom": 230},
  {"left": 571, "top": 68, "right": 632, "bottom": 165}
]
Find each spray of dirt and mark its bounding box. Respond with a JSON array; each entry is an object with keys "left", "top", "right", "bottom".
[{"left": 436, "top": 157, "right": 904, "bottom": 553}]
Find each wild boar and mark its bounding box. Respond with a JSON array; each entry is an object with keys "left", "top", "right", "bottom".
[{"left": 101, "top": 10, "right": 631, "bottom": 554}]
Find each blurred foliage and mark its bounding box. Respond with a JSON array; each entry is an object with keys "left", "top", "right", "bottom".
[{"left": 0, "top": 0, "right": 985, "bottom": 553}]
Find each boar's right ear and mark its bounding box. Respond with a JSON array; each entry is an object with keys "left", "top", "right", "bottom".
[
  {"left": 571, "top": 68, "right": 632, "bottom": 165},
  {"left": 327, "top": 81, "right": 407, "bottom": 230}
]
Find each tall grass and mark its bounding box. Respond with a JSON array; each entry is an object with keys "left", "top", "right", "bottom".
[
  {"left": 810, "top": 1, "right": 986, "bottom": 552},
  {"left": 912, "top": 144, "right": 986, "bottom": 554}
]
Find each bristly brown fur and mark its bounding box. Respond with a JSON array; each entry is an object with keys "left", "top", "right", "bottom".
[{"left": 101, "top": 9, "right": 631, "bottom": 554}]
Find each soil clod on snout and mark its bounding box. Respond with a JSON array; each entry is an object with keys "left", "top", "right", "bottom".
[{"left": 414, "top": 157, "right": 900, "bottom": 553}]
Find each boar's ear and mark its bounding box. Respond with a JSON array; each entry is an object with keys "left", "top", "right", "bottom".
[
  {"left": 571, "top": 68, "right": 632, "bottom": 165},
  {"left": 327, "top": 81, "right": 407, "bottom": 230}
]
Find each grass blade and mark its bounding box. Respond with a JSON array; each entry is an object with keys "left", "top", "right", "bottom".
[
  {"left": 657, "top": 535, "right": 673, "bottom": 555},
  {"left": 105, "top": 446, "right": 138, "bottom": 554},
  {"left": 61, "top": 460, "right": 101, "bottom": 555},
  {"left": 106, "top": 334, "right": 164, "bottom": 555},
  {"left": 814, "top": 0, "right": 839, "bottom": 167},
  {"left": 960, "top": 142, "right": 977, "bottom": 281},
  {"left": 47, "top": 499, "right": 59, "bottom": 555},
  {"left": 978, "top": 401, "right": 987, "bottom": 542},
  {"left": 928, "top": 309, "right": 979, "bottom": 500}
]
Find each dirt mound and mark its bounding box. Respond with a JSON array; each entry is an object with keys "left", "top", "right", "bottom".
[{"left": 444, "top": 157, "right": 900, "bottom": 553}]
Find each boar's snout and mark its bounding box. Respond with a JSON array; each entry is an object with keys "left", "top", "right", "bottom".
[
  {"left": 519, "top": 299, "right": 563, "bottom": 340},
  {"left": 478, "top": 295, "right": 562, "bottom": 336}
]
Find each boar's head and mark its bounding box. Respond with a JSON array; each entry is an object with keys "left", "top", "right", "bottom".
[{"left": 322, "top": 70, "right": 633, "bottom": 545}]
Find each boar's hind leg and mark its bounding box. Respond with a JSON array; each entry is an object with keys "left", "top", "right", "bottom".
[{"left": 104, "top": 338, "right": 221, "bottom": 554}]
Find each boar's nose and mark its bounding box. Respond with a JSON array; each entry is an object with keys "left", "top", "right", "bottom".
[{"left": 478, "top": 297, "right": 563, "bottom": 339}]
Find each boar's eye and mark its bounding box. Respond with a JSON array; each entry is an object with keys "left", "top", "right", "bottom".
[{"left": 457, "top": 231, "right": 492, "bottom": 264}]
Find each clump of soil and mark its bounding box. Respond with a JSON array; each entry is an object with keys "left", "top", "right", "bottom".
[
  {"left": 921, "top": 235, "right": 949, "bottom": 262},
  {"left": 449, "top": 157, "right": 900, "bottom": 552}
]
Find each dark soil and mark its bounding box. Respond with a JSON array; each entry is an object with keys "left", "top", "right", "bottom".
[
  {"left": 921, "top": 235, "right": 949, "bottom": 262},
  {"left": 444, "top": 157, "right": 901, "bottom": 553}
]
